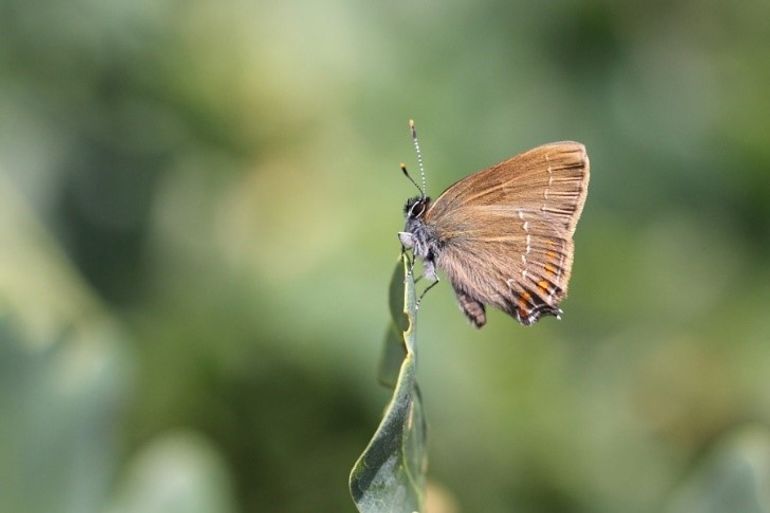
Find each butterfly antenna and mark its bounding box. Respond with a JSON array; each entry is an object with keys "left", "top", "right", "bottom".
[
  {"left": 400, "top": 163, "right": 424, "bottom": 196},
  {"left": 409, "top": 119, "right": 427, "bottom": 198}
]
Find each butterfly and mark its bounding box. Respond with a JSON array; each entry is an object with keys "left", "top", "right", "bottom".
[{"left": 398, "top": 121, "right": 589, "bottom": 328}]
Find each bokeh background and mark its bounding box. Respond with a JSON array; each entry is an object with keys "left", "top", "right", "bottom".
[{"left": 2, "top": 1, "right": 770, "bottom": 512}]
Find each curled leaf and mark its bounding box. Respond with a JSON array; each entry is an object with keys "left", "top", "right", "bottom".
[{"left": 350, "top": 254, "right": 428, "bottom": 513}]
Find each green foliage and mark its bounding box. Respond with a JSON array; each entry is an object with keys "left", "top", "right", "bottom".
[{"left": 349, "top": 255, "right": 428, "bottom": 513}]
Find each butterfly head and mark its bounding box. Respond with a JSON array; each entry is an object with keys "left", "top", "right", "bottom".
[{"left": 400, "top": 195, "right": 434, "bottom": 257}]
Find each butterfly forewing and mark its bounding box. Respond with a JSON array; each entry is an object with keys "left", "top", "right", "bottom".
[{"left": 424, "top": 142, "right": 589, "bottom": 326}]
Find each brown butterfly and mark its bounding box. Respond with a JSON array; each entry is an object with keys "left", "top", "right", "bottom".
[{"left": 398, "top": 120, "right": 589, "bottom": 328}]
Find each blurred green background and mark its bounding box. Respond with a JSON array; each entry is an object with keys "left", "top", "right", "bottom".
[{"left": 2, "top": 1, "right": 770, "bottom": 512}]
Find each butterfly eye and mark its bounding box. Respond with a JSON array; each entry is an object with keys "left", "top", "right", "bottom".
[
  {"left": 404, "top": 196, "right": 427, "bottom": 218},
  {"left": 410, "top": 201, "right": 426, "bottom": 218}
]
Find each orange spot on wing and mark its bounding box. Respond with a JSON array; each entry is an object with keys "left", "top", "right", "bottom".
[
  {"left": 546, "top": 250, "right": 558, "bottom": 260},
  {"left": 518, "top": 291, "right": 532, "bottom": 310},
  {"left": 537, "top": 280, "right": 551, "bottom": 294},
  {"left": 544, "top": 263, "right": 558, "bottom": 277}
]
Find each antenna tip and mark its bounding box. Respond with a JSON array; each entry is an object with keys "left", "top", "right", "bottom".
[{"left": 409, "top": 119, "right": 415, "bottom": 128}]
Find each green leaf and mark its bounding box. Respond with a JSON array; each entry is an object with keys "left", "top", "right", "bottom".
[
  {"left": 377, "top": 258, "right": 412, "bottom": 388},
  {"left": 349, "top": 254, "right": 428, "bottom": 513},
  {"left": 0, "top": 181, "right": 131, "bottom": 513}
]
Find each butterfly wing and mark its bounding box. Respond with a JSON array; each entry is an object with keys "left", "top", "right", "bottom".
[{"left": 424, "top": 142, "right": 589, "bottom": 326}]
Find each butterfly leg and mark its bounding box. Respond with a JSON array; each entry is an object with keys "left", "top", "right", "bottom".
[
  {"left": 423, "top": 259, "right": 438, "bottom": 282},
  {"left": 454, "top": 290, "right": 486, "bottom": 328},
  {"left": 416, "top": 278, "right": 439, "bottom": 308},
  {"left": 399, "top": 245, "right": 417, "bottom": 280},
  {"left": 416, "top": 259, "right": 440, "bottom": 308}
]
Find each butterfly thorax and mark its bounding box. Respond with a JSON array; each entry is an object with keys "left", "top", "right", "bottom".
[{"left": 403, "top": 218, "right": 437, "bottom": 260}]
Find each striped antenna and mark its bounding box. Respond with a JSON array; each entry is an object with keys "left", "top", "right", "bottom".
[
  {"left": 400, "top": 163, "right": 424, "bottom": 197},
  {"left": 409, "top": 119, "right": 427, "bottom": 195}
]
